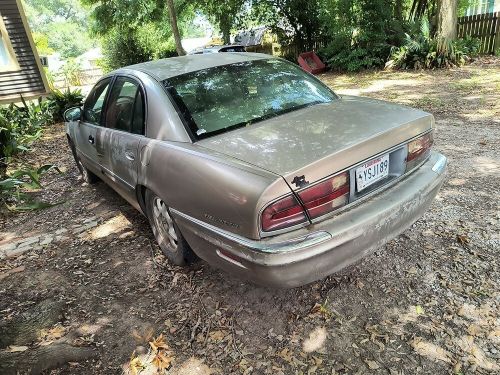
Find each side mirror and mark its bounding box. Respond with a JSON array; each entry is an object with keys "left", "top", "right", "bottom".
[{"left": 64, "top": 107, "right": 82, "bottom": 122}]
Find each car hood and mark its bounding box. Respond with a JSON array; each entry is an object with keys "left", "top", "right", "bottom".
[{"left": 197, "top": 96, "right": 433, "bottom": 188}]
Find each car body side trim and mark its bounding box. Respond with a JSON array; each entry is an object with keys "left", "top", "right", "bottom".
[
  {"left": 100, "top": 164, "right": 136, "bottom": 190},
  {"left": 170, "top": 208, "right": 332, "bottom": 253}
]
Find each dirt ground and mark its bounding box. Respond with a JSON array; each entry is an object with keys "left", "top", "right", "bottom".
[{"left": 1, "top": 58, "right": 499, "bottom": 375}]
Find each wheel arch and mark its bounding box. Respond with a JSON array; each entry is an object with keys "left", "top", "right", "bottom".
[{"left": 135, "top": 184, "right": 149, "bottom": 217}]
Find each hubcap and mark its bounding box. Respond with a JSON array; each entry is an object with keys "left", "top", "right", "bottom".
[{"left": 152, "top": 197, "right": 178, "bottom": 250}]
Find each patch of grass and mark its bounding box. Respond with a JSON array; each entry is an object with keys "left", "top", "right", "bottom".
[
  {"left": 413, "top": 96, "right": 446, "bottom": 109},
  {"left": 451, "top": 79, "right": 481, "bottom": 92},
  {"left": 385, "top": 92, "right": 399, "bottom": 100}
]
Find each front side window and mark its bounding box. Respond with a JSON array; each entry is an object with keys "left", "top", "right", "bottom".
[
  {"left": 164, "top": 58, "right": 337, "bottom": 139},
  {"left": 105, "top": 77, "right": 145, "bottom": 135},
  {"left": 82, "top": 78, "right": 112, "bottom": 125}
]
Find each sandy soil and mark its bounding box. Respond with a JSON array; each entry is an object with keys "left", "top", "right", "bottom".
[{"left": 0, "top": 57, "right": 499, "bottom": 374}]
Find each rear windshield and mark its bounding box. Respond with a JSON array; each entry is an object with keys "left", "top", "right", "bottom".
[{"left": 163, "top": 59, "right": 337, "bottom": 140}]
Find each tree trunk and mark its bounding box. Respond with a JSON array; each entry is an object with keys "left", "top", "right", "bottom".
[
  {"left": 395, "top": 0, "right": 403, "bottom": 21},
  {"left": 166, "top": 0, "right": 186, "bottom": 56},
  {"left": 220, "top": 14, "right": 231, "bottom": 45},
  {"left": 437, "top": 0, "right": 457, "bottom": 40}
]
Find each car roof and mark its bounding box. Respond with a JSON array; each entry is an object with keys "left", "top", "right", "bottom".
[{"left": 118, "top": 52, "right": 271, "bottom": 81}]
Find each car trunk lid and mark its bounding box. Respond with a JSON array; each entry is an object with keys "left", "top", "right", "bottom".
[{"left": 197, "top": 96, "right": 433, "bottom": 189}]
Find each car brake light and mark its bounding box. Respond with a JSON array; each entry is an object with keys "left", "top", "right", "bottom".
[
  {"left": 261, "top": 172, "right": 350, "bottom": 232},
  {"left": 407, "top": 132, "right": 433, "bottom": 162},
  {"left": 298, "top": 172, "right": 350, "bottom": 219},
  {"left": 261, "top": 194, "right": 307, "bottom": 232}
]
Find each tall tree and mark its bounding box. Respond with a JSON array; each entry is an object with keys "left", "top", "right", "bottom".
[
  {"left": 166, "top": 0, "right": 186, "bottom": 55},
  {"left": 253, "top": 0, "right": 323, "bottom": 51},
  {"left": 436, "top": 0, "right": 457, "bottom": 40},
  {"left": 197, "top": 0, "right": 246, "bottom": 44}
]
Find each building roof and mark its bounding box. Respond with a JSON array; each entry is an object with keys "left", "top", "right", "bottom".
[{"left": 121, "top": 52, "right": 271, "bottom": 81}]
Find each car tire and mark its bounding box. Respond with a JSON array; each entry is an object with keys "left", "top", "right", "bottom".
[
  {"left": 68, "top": 138, "right": 98, "bottom": 184},
  {"left": 145, "top": 189, "right": 197, "bottom": 266}
]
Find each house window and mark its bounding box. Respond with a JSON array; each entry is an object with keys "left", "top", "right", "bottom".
[{"left": 0, "top": 15, "right": 20, "bottom": 72}]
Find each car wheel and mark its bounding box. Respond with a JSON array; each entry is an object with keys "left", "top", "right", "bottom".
[
  {"left": 145, "top": 189, "right": 197, "bottom": 266},
  {"left": 68, "top": 138, "right": 98, "bottom": 184}
]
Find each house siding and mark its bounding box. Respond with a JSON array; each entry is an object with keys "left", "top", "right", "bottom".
[{"left": 0, "top": 0, "right": 48, "bottom": 102}]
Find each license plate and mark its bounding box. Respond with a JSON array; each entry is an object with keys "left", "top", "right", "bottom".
[{"left": 356, "top": 154, "right": 390, "bottom": 192}]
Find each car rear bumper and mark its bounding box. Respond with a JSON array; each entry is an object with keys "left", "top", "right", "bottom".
[{"left": 173, "top": 152, "right": 447, "bottom": 288}]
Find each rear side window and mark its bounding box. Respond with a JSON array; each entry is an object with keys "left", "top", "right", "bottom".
[
  {"left": 82, "top": 78, "right": 112, "bottom": 125},
  {"left": 105, "top": 77, "right": 145, "bottom": 135}
]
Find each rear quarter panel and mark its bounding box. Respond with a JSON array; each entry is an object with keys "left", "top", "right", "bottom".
[{"left": 138, "top": 140, "right": 291, "bottom": 239}]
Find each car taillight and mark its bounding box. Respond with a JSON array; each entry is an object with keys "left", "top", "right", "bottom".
[
  {"left": 408, "top": 132, "right": 433, "bottom": 161},
  {"left": 298, "top": 172, "right": 350, "bottom": 219},
  {"left": 261, "top": 172, "right": 350, "bottom": 232},
  {"left": 261, "top": 194, "right": 307, "bottom": 232},
  {"left": 406, "top": 132, "right": 433, "bottom": 170}
]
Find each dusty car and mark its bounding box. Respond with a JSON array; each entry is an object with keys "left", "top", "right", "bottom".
[{"left": 64, "top": 53, "right": 447, "bottom": 287}]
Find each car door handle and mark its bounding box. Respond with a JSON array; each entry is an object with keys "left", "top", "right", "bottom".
[
  {"left": 125, "top": 151, "right": 135, "bottom": 161},
  {"left": 88, "top": 135, "right": 95, "bottom": 145}
]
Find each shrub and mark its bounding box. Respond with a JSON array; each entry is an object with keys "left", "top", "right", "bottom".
[
  {"left": 60, "top": 58, "right": 83, "bottom": 86},
  {"left": 101, "top": 24, "right": 177, "bottom": 71},
  {"left": 322, "top": 45, "right": 386, "bottom": 72},
  {"left": 386, "top": 19, "right": 481, "bottom": 70},
  {"left": 0, "top": 164, "right": 61, "bottom": 211},
  {"left": 47, "top": 88, "right": 85, "bottom": 122},
  {"left": 318, "top": 0, "right": 395, "bottom": 72},
  {"left": 0, "top": 98, "right": 54, "bottom": 177}
]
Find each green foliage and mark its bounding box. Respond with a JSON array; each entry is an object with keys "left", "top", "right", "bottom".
[
  {"left": 454, "top": 36, "right": 481, "bottom": 57},
  {"left": 197, "top": 0, "right": 246, "bottom": 44},
  {"left": 253, "top": 0, "right": 324, "bottom": 51},
  {"left": 24, "top": 0, "right": 88, "bottom": 28},
  {"left": 387, "top": 19, "right": 480, "bottom": 70},
  {"left": 47, "top": 88, "right": 85, "bottom": 122},
  {"left": 0, "top": 98, "right": 54, "bottom": 162},
  {"left": 101, "top": 25, "right": 178, "bottom": 70},
  {"left": 317, "top": 0, "right": 396, "bottom": 72},
  {"left": 0, "top": 164, "right": 62, "bottom": 211},
  {"left": 60, "top": 59, "right": 83, "bottom": 86},
  {"left": 83, "top": 0, "right": 193, "bottom": 69},
  {"left": 25, "top": 0, "right": 93, "bottom": 59},
  {"left": 32, "top": 32, "right": 54, "bottom": 56},
  {"left": 45, "top": 21, "right": 93, "bottom": 59},
  {"left": 324, "top": 47, "right": 385, "bottom": 72},
  {"left": 0, "top": 100, "right": 59, "bottom": 212}
]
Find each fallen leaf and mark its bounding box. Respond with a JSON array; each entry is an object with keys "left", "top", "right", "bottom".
[
  {"left": 149, "top": 334, "right": 169, "bottom": 352},
  {"left": 7, "top": 345, "right": 28, "bottom": 352},
  {"left": 457, "top": 234, "right": 470, "bottom": 245},
  {"left": 152, "top": 350, "right": 173, "bottom": 370},
  {"left": 364, "top": 359, "right": 380, "bottom": 369},
  {"left": 415, "top": 305, "right": 425, "bottom": 315},
  {"left": 208, "top": 330, "right": 226, "bottom": 342},
  {"left": 129, "top": 356, "right": 145, "bottom": 375},
  {"left": 40, "top": 324, "right": 67, "bottom": 341}
]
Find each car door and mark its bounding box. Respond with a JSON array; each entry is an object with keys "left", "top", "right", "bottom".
[
  {"left": 75, "top": 77, "right": 112, "bottom": 173},
  {"left": 99, "top": 75, "right": 146, "bottom": 203}
]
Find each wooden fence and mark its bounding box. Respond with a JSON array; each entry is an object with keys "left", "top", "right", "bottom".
[{"left": 457, "top": 11, "right": 500, "bottom": 54}]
